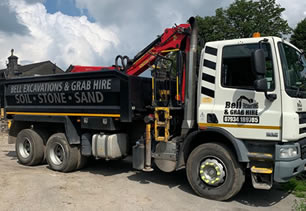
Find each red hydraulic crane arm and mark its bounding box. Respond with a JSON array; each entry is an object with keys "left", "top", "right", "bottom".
[
  {"left": 69, "top": 22, "right": 191, "bottom": 76},
  {"left": 125, "top": 23, "right": 191, "bottom": 76}
]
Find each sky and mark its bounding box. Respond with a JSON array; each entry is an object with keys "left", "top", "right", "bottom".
[{"left": 0, "top": 0, "right": 305, "bottom": 71}]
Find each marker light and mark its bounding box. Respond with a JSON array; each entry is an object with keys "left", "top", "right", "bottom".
[{"left": 253, "top": 32, "right": 261, "bottom": 38}]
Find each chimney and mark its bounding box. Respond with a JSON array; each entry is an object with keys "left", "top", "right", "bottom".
[{"left": 7, "top": 49, "right": 19, "bottom": 77}]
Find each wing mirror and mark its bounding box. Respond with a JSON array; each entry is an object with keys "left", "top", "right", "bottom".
[
  {"left": 254, "top": 78, "right": 268, "bottom": 92},
  {"left": 252, "top": 49, "right": 266, "bottom": 76},
  {"left": 251, "top": 49, "right": 276, "bottom": 101},
  {"left": 252, "top": 49, "right": 267, "bottom": 92}
]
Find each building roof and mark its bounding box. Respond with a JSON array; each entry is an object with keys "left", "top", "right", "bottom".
[{"left": 0, "top": 60, "right": 64, "bottom": 79}]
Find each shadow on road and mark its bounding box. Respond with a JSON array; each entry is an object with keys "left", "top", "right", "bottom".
[
  {"left": 4, "top": 150, "right": 17, "bottom": 160},
  {"left": 82, "top": 157, "right": 291, "bottom": 208},
  {"left": 82, "top": 158, "right": 132, "bottom": 176},
  {"left": 232, "top": 181, "right": 290, "bottom": 207},
  {"left": 5, "top": 148, "right": 291, "bottom": 207},
  {"left": 128, "top": 169, "right": 195, "bottom": 195},
  {"left": 81, "top": 157, "right": 193, "bottom": 193}
]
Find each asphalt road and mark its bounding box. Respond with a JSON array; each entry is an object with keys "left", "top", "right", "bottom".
[{"left": 0, "top": 133, "right": 299, "bottom": 211}]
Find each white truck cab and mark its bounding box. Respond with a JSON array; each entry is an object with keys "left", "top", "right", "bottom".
[{"left": 197, "top": 36, "right": 306, "bottom": 187}]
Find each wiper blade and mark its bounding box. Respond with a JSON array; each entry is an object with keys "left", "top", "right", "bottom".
[
  {"left": 286, "top": 86, "right": 298, "bottom": 90},
  {"left": 295, "top": 85, "right": 306, "bottom": 97},
  {"left": 296, "top": 81, "right": 306, "bottom": 97},
  {"left": 296, "top": 86, "right": 302, "bottom": 97},
  {"left": 285, "top": 85, "right": 305, "bottom": 97}
]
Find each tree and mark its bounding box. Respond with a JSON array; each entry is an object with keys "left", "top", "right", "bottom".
[
  {"left": 196, "top": 0, "right": 291, "bottom": 42},
  {"left": 291, "top": 18, "right": 306, "bottom": 51}
]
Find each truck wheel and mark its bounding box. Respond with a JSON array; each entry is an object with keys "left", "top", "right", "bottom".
[
  {"left": 16, "top": 129, "right": 45, "bottom": 166},
  {"left": 35, "top": 129, "right": 49, "bottom": 164},
  {"left": 46, "top": 133, "right": 79, "bottom": 172},
  {"left": 186, "top": 143, "right": 244, "bottom": 201},
  {"left": 76, "top": 149, "right": 88, "bottom": 170}
]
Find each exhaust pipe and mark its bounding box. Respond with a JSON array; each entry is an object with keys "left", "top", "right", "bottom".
[{"left": 181, "top": 17, "right": 198, "bottom": 135}]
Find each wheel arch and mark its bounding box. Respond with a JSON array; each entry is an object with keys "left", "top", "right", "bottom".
[
  {"left": 8, "top": 120, "right": 32, "bottom": 144},
  {"left": 8, "top": 115, "right": 78, "bottom": 144},
  {"left": 182, "top": 127, "right": 249, "bottom": 164}
]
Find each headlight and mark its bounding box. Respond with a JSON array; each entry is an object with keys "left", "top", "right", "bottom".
[{"left": 279, "top": 147, "right": 298, "bottom": 158}]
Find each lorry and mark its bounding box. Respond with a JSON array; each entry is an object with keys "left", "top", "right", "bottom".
[{"left": 1, "top": 17, "right": 306, "bottom": 201}]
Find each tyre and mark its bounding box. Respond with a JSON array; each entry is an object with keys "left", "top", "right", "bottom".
[
  {"left": 186, "top": 142, "right": 245, "bottom": 201},
  {"left": 35, "top": 129, "right": 49, "bottom": 164},
  {"left": 76, "top": 149, "right": 88, "bottom": 170},
  {"left": 46, "top": 133, "right": 79, "bottom": 172},
  {"left": 15, "top": 129, "right": 45, "bottom": 166}
]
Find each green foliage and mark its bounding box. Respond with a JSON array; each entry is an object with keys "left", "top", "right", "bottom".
[
  {"left": 282, "top": 177, "right": 306, "bottom": 198},
  {"left": 296, "top": 192, "right": 306, "bottom": 198},
  {"left": 291, "top": 18, "right": 306, "bottom": 52},
  {"left": 196, "top": 0, "right": 291, "bottom": 42},
  {"left": 282, "top": 177, "right": 306, "bottom": 210}
]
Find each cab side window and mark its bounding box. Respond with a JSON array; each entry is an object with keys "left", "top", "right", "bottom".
[{"left": 221, "top": 43, "right": 274, "bottom": 90}]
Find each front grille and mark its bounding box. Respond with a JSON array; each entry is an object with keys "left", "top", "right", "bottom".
[
  {"left": 298, "top": 138, "right": 306, "bottom": 159},
  {"left": 300, "top": 128, "right": 306, "bottom": 134},
  {"left": 298, "top": 112, "right": 306, "bottom": 134},
  {"left": 299, "top": 112, "right": 306, "bottom": 124}
]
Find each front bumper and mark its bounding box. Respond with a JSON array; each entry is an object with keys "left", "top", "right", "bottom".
[
  {"left": 274, "top": 158, "right": 306, "bottom": 182},
  {"left": 273, "top": 142, "right": 306, "bottom": 182}
]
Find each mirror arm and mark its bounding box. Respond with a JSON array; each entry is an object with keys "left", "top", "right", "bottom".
[{"left": 264, "top": 92, "right": 277, "bottom": 101}]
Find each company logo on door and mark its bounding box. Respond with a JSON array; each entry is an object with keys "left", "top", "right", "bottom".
[{"left": 223, "top": 96, "right": 259, "bottom": 124}]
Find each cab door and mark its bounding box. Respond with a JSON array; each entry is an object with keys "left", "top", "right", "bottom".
[{"left": 198, "top": 38, "right": 282, "bottom": 141}]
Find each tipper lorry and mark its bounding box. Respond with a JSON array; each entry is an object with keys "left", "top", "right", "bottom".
[{"left": 1, "top": 17, "right": 306, "bottom": 201}]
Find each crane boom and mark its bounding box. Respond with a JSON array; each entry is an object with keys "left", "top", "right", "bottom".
[
  {"left": 125, "top": 23, "right": 190, "bottom": 76},
  {"left": 69, "top": 22, "right": 191, "bottom": 76}
]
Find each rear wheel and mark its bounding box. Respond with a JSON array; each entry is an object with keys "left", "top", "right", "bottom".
[
  {"left": 46, "top": 133, "right": 79, "bottom": 172},
  {"left": 15, "top": 129, "right": 45, "bottom": 166},
  {"left": 186, "top": 142, "right": 245, "bottom": 201},
  {"left": 35, "top": 129, "right": 49, "bottom": 164},
  {"left": 76, "top": 149, "right": 88, "bottom": 170}
]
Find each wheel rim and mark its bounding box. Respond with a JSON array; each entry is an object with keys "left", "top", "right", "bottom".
[
  {"left": 19, "top": 138, "right": 32, "bottom": 158},
  {"left": 199, "top": 157, "right": 226, "bottom": 186},
  {"left": 50, "top": 143, "right": 65, "bottom": 165}
]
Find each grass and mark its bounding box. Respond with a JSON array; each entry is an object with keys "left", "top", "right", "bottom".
[
  {"left": 281, "top": 176, "right": 306, "bottom": 211},
  {"left": 292, "top": 199, "right": 306, "bottom": 211},
  {"left": 282, "top": 177, "right": 306, "bottom": 197}
]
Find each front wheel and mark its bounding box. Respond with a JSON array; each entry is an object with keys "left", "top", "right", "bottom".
[
  {"left": 46, "top": 133, "right": 79, "bottom": 172},
  {"left": 186, "top": 142, "right": 245, "bottom": 201}
]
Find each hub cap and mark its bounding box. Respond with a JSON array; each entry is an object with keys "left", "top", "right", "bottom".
[
  {"left": 50, "top": 143, "right": 65, "bottom": 165},
  {"left": 19, "top": 138, "right": 31, "bottom": 158},
  {"left": 199, "top": 158, "right": 226, "bottom": 186}
]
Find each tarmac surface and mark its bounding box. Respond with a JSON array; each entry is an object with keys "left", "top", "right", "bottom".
[{"left": 0, "top": 133, "right": 300, "bottom": 211}]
